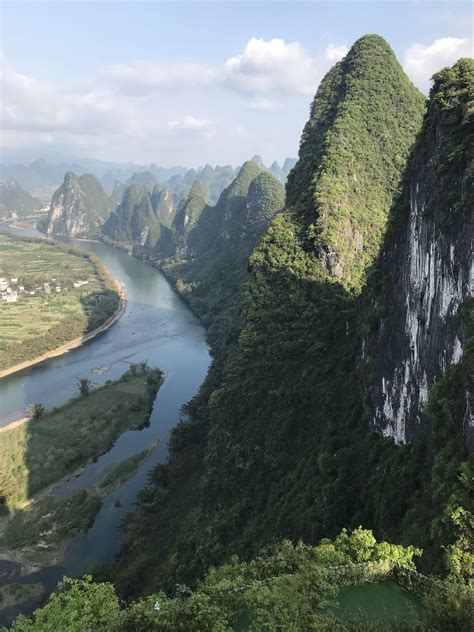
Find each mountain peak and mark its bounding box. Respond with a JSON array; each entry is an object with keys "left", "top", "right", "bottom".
[
  {"left": 251, "top": 155, "right": 265, "bottom": 168},
  {"left": 64, "top": 170, "right": 79, "bottom": 183},
  {"left": 42, "top": 171, "right": 112, "bottom": 237},
  {"left": 286, "top": 33, "right": 425, "bottom": 289},
  {"left": 350, "top": 33, "right": 394, "bottom": 53},
  {"left": 188, "top": 178, "right": 207, "bottom": 199}
]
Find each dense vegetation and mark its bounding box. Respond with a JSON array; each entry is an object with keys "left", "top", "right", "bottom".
[
  {"left": 156, "top": 162, "right": 285, "bottom": 353},
  {"left": 5, "top": 36, "right": 472, "bottom": 632},
  {"left": 0, "top": 234, "right": 120, "bottom": 372},
  {"left": 11, "top": 528, "right": 471, "bottom": 631},
  {"left": 357, "top": 57, "right": 474, "bottom": 566},
  {"left": 114, "top": 35, "right": 441, "bottom": 596},
  {"left": 103, "top": 185, "right": 163, "bottom": 248}
]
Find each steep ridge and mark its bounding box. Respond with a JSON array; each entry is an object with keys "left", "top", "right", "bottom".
[
  {"left": 40, "top": 171, "right": 113, "bottom": 237},
  {"left": 180, "top": 33, "right": 427, "bottom": 568},
  {"left": 114, "top": 162, "right": 284, "bottom": 595},
  {"left": 154, "top": 179, "right": 209, "bottom": 258},
  {"left": 115, "top": 35, "right": 439, "bottom": 596},
  {"left": 365, "top": 58, "right": 474, "bottom": 444},
  {"left": 161, "top": 162, "right": 284, "bottom": 353},
  {"left": 7, "top": 37, "right": 473, "bottom": 630},
  {"left": 102, "top": 185, "right": 163, "bottom": 248}
]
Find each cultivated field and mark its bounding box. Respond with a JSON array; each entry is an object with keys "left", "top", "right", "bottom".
[{"left": 0, "top": 233, "right": 120, "bottom": 371}]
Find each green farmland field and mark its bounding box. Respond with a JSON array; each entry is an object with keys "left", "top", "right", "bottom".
[{"left": 0, "top": 233, "right": 120, "bottom": 372}]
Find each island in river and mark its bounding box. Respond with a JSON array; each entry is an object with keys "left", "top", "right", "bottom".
[
  {"left": 0, "top": 364, "right": 163, "bottom": 612},
  {"left": 0, "top": 232, "right": 124, "bottom": 376}
]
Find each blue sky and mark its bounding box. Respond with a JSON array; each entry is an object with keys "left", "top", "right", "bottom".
[{"left": 1, "top": 1, "right": 472, "bottom": 166}]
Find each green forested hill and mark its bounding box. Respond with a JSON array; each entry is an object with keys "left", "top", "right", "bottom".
[
  {"left": 113, "top": 35, "right": 437, "bottom": 596},
  {"left": 0, "top": 179, "right": 40, "bottom": 219},
  {"left": 16, "top": 529, "right": 471, "bottom": 631},
  {"left": 161, "top": 163, "right": 284, "bottom": 354},
  {"left": 102, "top": 185, "right": 163, "bottom": 248},
  {"left": 151, "top": 185, "right": 176, "bottom": 227}
]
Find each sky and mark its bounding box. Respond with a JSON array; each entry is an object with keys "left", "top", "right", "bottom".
[{"left": 1, "top": 1, "right": 473, "bottom": 167}]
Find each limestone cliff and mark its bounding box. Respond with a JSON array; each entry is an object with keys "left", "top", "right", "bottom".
[
  {"left": 366, "top": 58, "right": 473, "bottom": 444},
  {"left": 42, "top": 171, "right": 112, "bottom": 237}
]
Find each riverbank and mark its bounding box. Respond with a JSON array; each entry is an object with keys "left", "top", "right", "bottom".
[
  {"left": 0, "top": 366, "right": 163, "bottom": 580},
  {"left": 0, "top": 224, "right": 211, "bottom": 627},
  {"left": 0, "top": 417, "right": 28, "bottom": 434},
  {"left": 0, "top": 278, "right": 126, "bottom": 380}
]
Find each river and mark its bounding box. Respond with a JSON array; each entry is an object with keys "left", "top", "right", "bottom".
[{"left": 0, "top": 224, "right": 211, "bottom": 625}]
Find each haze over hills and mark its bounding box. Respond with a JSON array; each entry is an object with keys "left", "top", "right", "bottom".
[
  {"left": 0, "top": 158, "right": 188, "bottom": 201},
  {"left": 40, "top": 156, "right": 297, "bottom": 241},
  {"left": 0, "top": 156, "right": 296, "bottom": 206}
]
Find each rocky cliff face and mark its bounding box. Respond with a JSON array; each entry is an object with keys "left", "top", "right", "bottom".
[
  {"left": 151, "top": 185, "right": 176, "bottom": 227},
  {"left": 366, "top": 59, "right": 474, "bottom": 444},
  {"left": 42, "top": 171, "right": 112, "bottom": 237}
]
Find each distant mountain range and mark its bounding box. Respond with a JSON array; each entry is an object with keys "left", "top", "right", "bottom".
[
  {"left": 0, "top": 156, "right": 296, "bottom": 205},
  {"left": 39, "top": 156, "right": 297, "bottom": 239}
]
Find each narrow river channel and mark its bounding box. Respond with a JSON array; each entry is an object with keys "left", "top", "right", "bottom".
[{"left": 0, "top": 224, "right": 211, "bottom": 625}]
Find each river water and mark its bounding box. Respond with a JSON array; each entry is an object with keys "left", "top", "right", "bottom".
[{"left": 0, "top": 225, "right": 211, "bottom": 624}]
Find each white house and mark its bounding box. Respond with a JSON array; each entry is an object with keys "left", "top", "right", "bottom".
[{"left": 4, "top": 291, "right": 17, "bottom": 303}]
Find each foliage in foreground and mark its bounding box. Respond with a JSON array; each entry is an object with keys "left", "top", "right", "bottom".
[{"left": 6, "top": 529, "right": 446, "bottom": 632}]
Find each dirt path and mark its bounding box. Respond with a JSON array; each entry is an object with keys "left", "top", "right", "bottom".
[{"left": 0, "top": 280, "right": 127, "bottom": 381}]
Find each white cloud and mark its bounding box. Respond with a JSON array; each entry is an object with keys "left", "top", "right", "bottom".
[
  {"left": 168, "top": 115, "right": 213, "bottom": 132},
  {"left": 221, "top": 38, "right": 348, "bottom": 96},
  {"left": 247, "top": 98, "right": 283, "bottom": 112},
  {"left": 325, "top": 44, "right": 350, "bottom": 63},
  {"left": 104, "top": 60, "right": 215, "bottom": 94},
  {"left": 102, "top": 38, "right": 348, "bottom": 99},
  {"left": 4, "top": 32, "right": 471, "bottom": 165},
  {"left": 404, "top": 36, "right": 473, "bottom": 93},
  {"left": 1, "top": 57, "right": 124, "bottom": 136}
]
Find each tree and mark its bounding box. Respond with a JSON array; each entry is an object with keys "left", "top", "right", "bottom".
[
  {"left": 9, "top": 576, "right": 121, "bottom": 632},
  {"left": 26, "top": 403, "right": 45, "bottom": 421},
  {"left": 77, "top": 378, "right": 92, "bottom": 396}
]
